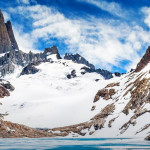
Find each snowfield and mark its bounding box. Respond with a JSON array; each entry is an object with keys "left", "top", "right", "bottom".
[
  {"left": 1, "top": 54, "right": 110, "bottom": 128},
  {"left": 1, "top": 53, "right": 150, "bottom": 139}
]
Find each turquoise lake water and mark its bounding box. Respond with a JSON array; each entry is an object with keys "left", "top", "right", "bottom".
[{"left": 0, "top": 138, "right": 150, "bottom": 150}]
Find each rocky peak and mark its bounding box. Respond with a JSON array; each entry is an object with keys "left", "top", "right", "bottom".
[
  {"left": 0, "top": 10, "right": 12, "bottom": 53},
  {"left": 5, "top": 21, "right": 19, "bottom": 50},
  {"left": 64, "top": 53, "right": 95, "bottom": 69},
  {"left": 0, "top": 10, "right": 4, "bottom": 22},
  {"left": 44, "top": 45, "right": 61, "bottom": 59},
  {"left": 0, "top": 45, "right": 62, "bottom": 76},
  {"left": 0, "top": 10, "right": 19, "bottom": 54},
  {"left": 135, "top": 46, "right": 150, "bottom": 72}
]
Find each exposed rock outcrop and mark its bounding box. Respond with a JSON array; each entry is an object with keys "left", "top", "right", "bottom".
[
  {"left": 122, "top": 75, "right": 150, "bottom": 115},
  {"left": 93, "top": 83, "right": 119, "bottom": 103},
  {"left": 0, "top": 119, "right": 55, "bottom": 138},
  {"left": 48, "top": 103, "right": 115, "bottom": 137},
  {"left": 44, "top": 45, "right": 61, "bottom": 59},
  {"left": 0, "top": 10, "right": 12, "bottom": 53},
  {"left": 145, "top": 134, "right": 150, "bottom": 141},
  {"left": 81, "top": 67, "right": 113, "bottom": 79},
  {"left": 81, "top": 66, "right": 123, "bottom": 80},
  {"left": 66, "top": 70, "right": 76, "bottom": 79},
  {"left": 94, "top": 88, "right": 115, "bottom": 102},
  {"left": 20, "top": 62, "right": 40, "bottom": 75},
  {"left": 96, "top": 68, "right": 113, "bottom": 79},
  {"left": 0, "top": 45, "right": 63, "bottom": 76},
  {"left": 5, "top": 21, "right": 19, "bottom": 50},
  {"left": 135, "top": 46, "right": 150, "bottom": 72},
  {"left": 0, "top": 50, "right": 45, "bottom": 76},
  {"left": 0, "top": 79, "right": 14, "bottom": 98},
  {"left": 64, "top": 53, "right": 95, "bottom": 69}
]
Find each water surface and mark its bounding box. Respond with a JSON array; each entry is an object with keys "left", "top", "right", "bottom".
[{"left": 0, "top": 138, "right": 150, "bottom": 149}]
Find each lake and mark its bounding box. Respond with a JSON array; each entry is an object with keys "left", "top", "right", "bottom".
[{"left": 0, "top": 138, "right": 150, "bottom": 150}]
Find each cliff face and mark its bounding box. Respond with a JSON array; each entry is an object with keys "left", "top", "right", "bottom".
[
  {"left": 135, "top": 46, "right": 150, "bottom": 72},
  {"left": 0, "top": 10, "right": 19, "bottom": 54},
  {"left": 5, "top": 21, "right": 19, "bottom": 50},
  {"left": 44, "top": 45, "right": 61, "bottom": 59},
  {"left": 0, "top": 10, "right": 12, "bottom": 53}
]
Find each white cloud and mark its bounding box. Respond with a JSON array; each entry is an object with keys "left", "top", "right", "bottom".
[
  {"left": 13, "top": 25, "right": 40, "bottom": 53},
  {"left": 3, "top": 11, "right": 11, "bottom": 22},
  {"left": 78, "top": 0, "right": 125, "bottom": 18},
  {"left": 142, "top": 7, "right": 150, "bottom": 28},
  {"left": 9, "top": 4, "right": 150, "bottom": 71},
  {"left": 17, "top": 0, "right": 30, "bottom": 5}
]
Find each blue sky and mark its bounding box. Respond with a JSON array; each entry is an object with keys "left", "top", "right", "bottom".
[{"left": 1, "top": 0, "right": 150, "bottom": 73}]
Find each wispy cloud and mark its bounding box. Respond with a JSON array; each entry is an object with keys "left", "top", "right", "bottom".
[
  {"left": 141, "top": 7, "right": 150, "bottom": 28},
  {"left": 7, "top": 3, "right": 150, "bottom": 71},
  {"left": 16, "top": 0, "right": 30, "bottom": 5},
  {"left": 78, "top": 0, "right": 126, "bottom": 18},
  {"left": 13, "top": 25, "right": 38, "bottom": 52}
]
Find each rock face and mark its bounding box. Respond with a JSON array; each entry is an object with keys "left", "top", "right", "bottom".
[
  {"left": 0, "top": 79, "right": 14, "bottom": 98},
  {"left": 44, "top": 45, "right": 61, "bottom": 59},
  {"left": 20, "top": 62, "right": 40, "bottom": 75},
  {"left": 0, "top": 50, "right": 45, "bottom": 76},
  {"left": 93, "top": 88, "right": 115, "bottom": 102},
  {"left": 0, "top": 10, "right": 12, "bottom": 53},
  {"left": 0, "top": 10, "right": 19, "bottom": 53},
  {"left": 145, "top": 135, "right": 150, "bottom": 140},
  {"left": 5, "top": 21, "right": 19, "bottom": 50},
  {"left": 64, "top": 53, "right": 95, "bottom": 69},
  {"left": 0, "top": 119, "right": 55, "bottom": 138},
  {"left": 81, "top": 67, "right": 113, "bottom": 79},
  {"left": 135, "top": 46, "right": 150, "bottom": 72},
  {"left": 96, "top": 69, "right": 113, "bottom": 79}
]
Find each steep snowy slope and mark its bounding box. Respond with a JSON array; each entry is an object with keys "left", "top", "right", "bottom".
[
  {"left": 46, "top": 66, "right": 150, "bottom": 139},
  {"left": 2, "top": 47, "right": 150, "bottom": 139},
  {"left": 91, "top": 69, "right": 150, "bottom": 138},
  {"left": 47, "top": 47, "right": 150, "bottom": 139},
  {"left": 0, "top": 53, "right": 111, "bottom": 128}
]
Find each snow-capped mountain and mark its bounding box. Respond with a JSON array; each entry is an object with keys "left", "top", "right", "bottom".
[
  {"left": 42, "top": 47, "right": 150, "bottom": 140},
  {"left": 0, "top": 10, "right": 150, "bottom": 140},
  {"left": 1, "top": 46, "right": 150, "bottom": 140},
  {"left": 1, "top": 52, "right": 107, "bottom": 128}
]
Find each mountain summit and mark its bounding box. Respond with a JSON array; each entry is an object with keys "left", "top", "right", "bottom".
[{"left": 0, "top": 10, "right": 19, "bottom": 53}]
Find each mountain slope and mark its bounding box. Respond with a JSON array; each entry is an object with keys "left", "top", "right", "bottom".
[
  {"left": 46, "top": 63, "right": 150, "bottom": 139},
  {"left": 1, "top": 53, "right": 110, "bottom": 128},
  {"left": 1, "top": 48, "right": 150, "bottom": 139},
  {"left": 46, "top": 48, "right": 150, "bottom": 139}
]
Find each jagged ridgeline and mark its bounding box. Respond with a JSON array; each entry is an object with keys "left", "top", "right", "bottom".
[{"left": 0, "top": 10, "right": 122, "bottom": 79}]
